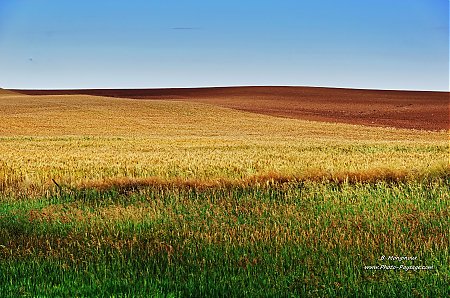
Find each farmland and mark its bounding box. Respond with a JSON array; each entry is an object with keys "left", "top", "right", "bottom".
[{"left": 0, "top": 89, "right": 449, "bottom": 296}]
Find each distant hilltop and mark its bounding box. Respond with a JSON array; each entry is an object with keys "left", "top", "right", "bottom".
[{"left": 8, "top": 86, "right": 449, "bottom": 130}]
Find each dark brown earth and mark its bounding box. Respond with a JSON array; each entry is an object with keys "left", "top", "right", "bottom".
[{"left": 12, "top": 86, "right": 449, "bottom": 130}]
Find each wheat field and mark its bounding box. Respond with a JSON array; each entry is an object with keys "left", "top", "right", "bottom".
[
  {"left": 0, "top": 91, "right": 448, "bottom": 297},
  {"left": 0, "top": 93, "right": 447, "bottom": 195}
]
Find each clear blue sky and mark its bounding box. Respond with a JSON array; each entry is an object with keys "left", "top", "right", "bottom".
[{"left": 0, "top": 0, "right": 448, "bottom": 90}]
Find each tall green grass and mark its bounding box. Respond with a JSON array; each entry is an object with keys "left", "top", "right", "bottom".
[{"left": 1, "top": 179, "right": 448, "bottom": 297}]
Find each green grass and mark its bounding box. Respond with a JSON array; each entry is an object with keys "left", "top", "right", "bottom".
[{"left": 1, "top": 179, "right": 448, "bottom": 297}]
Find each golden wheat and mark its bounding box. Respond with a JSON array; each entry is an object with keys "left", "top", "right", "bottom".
[{"left": 0, "top": 94, "right": 447, "bottom": 194}]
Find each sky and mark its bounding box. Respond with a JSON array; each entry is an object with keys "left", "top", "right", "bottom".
[{"left": 0, "top": 0, "right": 448, "bottom": 91}]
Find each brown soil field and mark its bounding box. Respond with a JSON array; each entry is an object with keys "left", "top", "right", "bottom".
[
  {"left": 12, "top": 86, "right": 449, "bottom": 130},
  {"left": 0, "top": 88, "right": 18, "bottom": 95}
]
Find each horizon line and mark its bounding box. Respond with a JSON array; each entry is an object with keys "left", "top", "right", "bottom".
[{"left": 4, "top": 84, "right": 449, "bottom": 93}]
